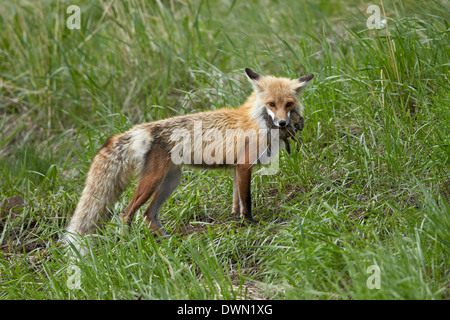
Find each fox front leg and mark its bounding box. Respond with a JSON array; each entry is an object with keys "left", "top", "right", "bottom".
[{"left": 235, "top": 164, "right": 254, "bottom": 223}]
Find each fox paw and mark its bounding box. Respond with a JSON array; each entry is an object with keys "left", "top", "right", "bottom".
[{"left": 240, "top": 217, "right": 259, "bottom": 227}]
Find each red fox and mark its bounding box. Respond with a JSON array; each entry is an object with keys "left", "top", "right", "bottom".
[{"left": 65, "top": 68, "right": 313, "bottom": 253}]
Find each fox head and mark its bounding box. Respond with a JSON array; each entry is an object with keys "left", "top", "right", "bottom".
[{"left": 245, "top": 68, "right": 313, "bottom": 127}]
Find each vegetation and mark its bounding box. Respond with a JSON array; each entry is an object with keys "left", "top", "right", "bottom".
[{"left": 0, "top": 0, "right": 448, "bottom": 299}]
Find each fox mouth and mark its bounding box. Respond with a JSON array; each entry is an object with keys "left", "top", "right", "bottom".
[
  {"left": 263, "top": 110, "right": 285, "bottom": 128},
  {"left": 263, "top": 111, "right": 304, "bottom": 132},
  {"left": 274, "top": 119, "right": 289, "bottom": 127}
]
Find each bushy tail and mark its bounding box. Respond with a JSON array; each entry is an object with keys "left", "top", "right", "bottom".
[{"left": 65, "top": 126, "right": 152, "bottom": 255}]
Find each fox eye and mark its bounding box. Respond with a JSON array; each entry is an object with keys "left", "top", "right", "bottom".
[
  {"left": 268, "top": 102, "right": 276, "bottom": 108},
  {"left": 286, "top": 102, "right": 293, "bottom": 108}
]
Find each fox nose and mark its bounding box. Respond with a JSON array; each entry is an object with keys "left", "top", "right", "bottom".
[{"left": 278, "top": 120, "right": 287, "bottom": 127}]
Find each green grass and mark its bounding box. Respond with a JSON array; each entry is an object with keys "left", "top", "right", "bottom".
[{"left": 0, "top": 0, "right": 448, "bottom": 299}]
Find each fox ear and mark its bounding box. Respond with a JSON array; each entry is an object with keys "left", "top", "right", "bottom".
[
  {"left": 245, "top": 68, "right": 261, "bottom": 80},
  {"left": 245, "top": 68, "right": 265, "bottom": 92},
  {"left": 294, "top": 74, "right": 314, "bottom": 93}
]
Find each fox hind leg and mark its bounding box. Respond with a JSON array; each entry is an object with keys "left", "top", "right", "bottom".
[
  {"left": 120, "top": 149, "right": 171, "bottom": 232},
  {"left": 143, "top": 164, "right": 181, "bottom": 235}
]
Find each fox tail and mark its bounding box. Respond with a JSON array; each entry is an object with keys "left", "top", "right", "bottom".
[{"left": 64, "top": 126, "right": 152, "bottom": 255}]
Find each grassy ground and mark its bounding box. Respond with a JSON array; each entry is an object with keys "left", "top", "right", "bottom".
[{"left": 0, "top": 0, "right": 448, "bottom": 299}]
